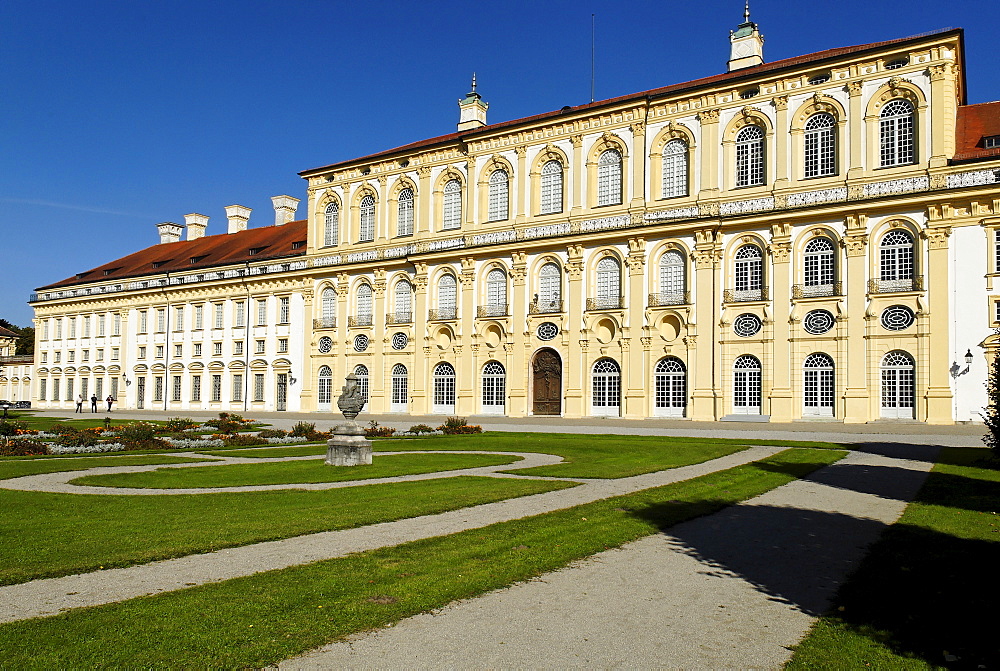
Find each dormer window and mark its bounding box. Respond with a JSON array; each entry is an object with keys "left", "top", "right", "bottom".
[
  {"left": 189, "top": 255, "right": 207, "bottom": 264},
  {"left": 984, "top": 136, "right": 1000, "bottom": 149},
  {"left": 152, "top": 260, "right": 170, "bottom": 268},
  {"left": 292, "top": 240, "right": 305, "bottom": 249},
  {"left": 885, "top": 57, "right": 909, "bottom": 70},
  {"left": 75, "top": 272, "right": 91, "bottom": 279},
  {"left": 249, "top": 247, "right": 265, "bottom": 256}
]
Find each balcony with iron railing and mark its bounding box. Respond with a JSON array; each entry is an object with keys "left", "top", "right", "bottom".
[
  {"left": 528, "top": 299, "right": 564, "bottom": 314},
  {"left": 647, "top": 291, "right": 690, "bottom": 307},
  {"left": 348, "top": 315, "right": 373, "bottom": 327},
  {"left": 477, "top": 304, "right": 509, "bottom": 318},
  {"left": 869, "top": 276, "right": 924, "bottom": 293},
  {"left": 428, "top": 308, "right": 457, "bottom": 321},
  {"left": 586, "top": 296, "right": 625, "bottom": 311},
  {"left": 723, "top": 286, "right": 770, "bottom": 302},
  {"left": 792, "top": 282, "right": 843, "bottom": 299},
  {"left": 385, "top": 311, "right": 412, "bottom": 325},
  {"left": 312, "top": 317, "right": 336, "bottom": 329}
]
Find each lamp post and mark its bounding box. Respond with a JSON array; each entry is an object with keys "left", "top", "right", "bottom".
[{"left": 1, "top": 402, "right": 10, "bottom": 421}]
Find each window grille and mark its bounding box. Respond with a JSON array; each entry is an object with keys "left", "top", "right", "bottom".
[
  {"left": 657, "top": 251, "right": 686, "bottom": 303},
  {"left": 396, "top": 188, "right": 414, "bottom": 236},
  {"left": 394, "top": 280, "right": 412, "bottom": 322},
  {"left": 734, "top": 244, "right": 763, "bottom": 300},
  {"left": 881, "top": 350, "right": 915, "bottom": 418},
  {"left": 735, "top": 125, "right": 765, "bottom": 187},
  {"left": 732, "top": 354, "right": 762, "bottom": 413},
  {"left": 356, "top": 284, "right": 373, "bottom": 325},
  {"left": 654, "top": 357, "right": 687, "bottom": 412},
  {"left": 442, "top": 180, "right": 462, "bottom": 230},
  {"left": 172, "top": 375, "right": 182, "bottom": 402},
  {"left": 879, "top": 99, "right": 915, "bottom": 167},
  {"left": 153, "top": 376, "right": 163, "bottom": 402},
  {"left": 485, "top": 269, "right": 507, "bottom": 314},
  {"left": 661, "top": 140, "right": 688, "bottom": 198},
  {"left": 324, "top": 202, "right": 339, "bottom": 246},
  {"left": 437, "top": 274, "right": 457, "bottom": 319},
  {"left": 804, "top": 237, "right": 836, "bottom": 290},
  {"left": 595, "top": 257, "right": 621, "bottom": 309},
  {"left": 317, "top": 366, "right": 332, "bottom": 405},
  {"left": 253, "top": 373, "right": 264, "bottom": 402},
  {"left": 540, "top": 160, "right": 563, "bottom": 214},
  {"left": 597, "top": 149, "right": 622, "bottom": 206},
  {"left": 488, "top": 170, "right": 509, "bottom": 221},
  {"left": 359, "top": 195, "right": 375, "bottom": 242},
  {"left": 803, "top": 353, "right": 835, "bottom": 414},
  {"left": 879, "top": 230, "right": 914, "bottom": 289},
  {"left": 433, "top": 362, "right": 456, "bottom": 408},
  {"left": 804, "top": 113, "right": 836, "bottom": 178},
  {"left": 481, "top": 361, "right": 506, "bottom": 407},
  {"left": 591, "top": 358, "right": 621, "bottom": 411},
  {"left": 391, "top": 364, "right": 408, "bottom": 405},
  {"left": 536, "top": 263, "right": 562, "bottom": 312}
]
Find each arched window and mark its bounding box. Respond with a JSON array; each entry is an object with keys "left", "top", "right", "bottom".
[
  {"left": 879, "top": 99, "right": 915, "bottom": 167},
  {"left": 324, "top": 203, "right": 339, "bottom": 247},
  {"left": 654, "top": 357, "right": 686, "bottom": 417},
  {"left": 396, "top": 188, "right": 414, "bottom": 237},
  {"left": 597, "top": 149, "right": 622, "bottom": 206},
  {"left": 881, "top": 350, "right": 915, "bottom": 419},
  {"left": 481, "top": 361, "right": 506, "bottom": 412},
  {"left": 433, "top": 362, "right": 456, "bottom": 413},
  {"left": 591, "top": 358, "right": 621, "bottom": 416},
  {"left": 442, "top": 179, "right": 462, "bottom": 230},
  {"left": 540, "top": 160, "right": 563, "bottom": 214},
  {"left": 878, "top": 229, "right": 915, "bottom": 291},
  {"left": 803, "top": 237, "right": 836, "bottom": 295},
  {"left": 733, "top": 244, "right": 764, "bottom": 301},
  {"left": 733, "top": 354, "right": 762, "bottom": 414},
  {"left": 393, "top": 280, "right": 412, "bottom": 323},
  {"left": 661, "top": 139, "right": 688, "bottom": 198},
  {"left": 353, "top": 364, "right": 369, "bottom": 406},
  {"left": 803, "top": 353, "right": 835, "bottom": 417},
  {"left": 594, "top": 256, "right": 622, "bottom": 309},
  {"left": 804, "top": 113, "right": 836, "bottom": 178},
  {"left": 320, "top": 287, "right": 336, "bottom": 328},
  {"left": 488, "top": 169, "right": 509, "bottom": 221},
  {"left": 436, "top": 274, "right": 457, "bottom": 320},
  {"left": 484, "top": 269, "right": 507, "bottom": 316},
  {"left": 390, "top": 363, "right": 408, "bottom": 412},
  {"left": 735, "top": 125, "right": 765, "bottom": 187},
  {"left": 657, "top": 250, "right": 686, "bottom": 305},
  {"left": 355, "top": 284, "right": 373, "bottom": 326},
  {"left": 535, "top": 262, "right": 562, "bottom": 313},
  {"left": 317, "top": 365, "right": 332, "bottom": 409},
  {"left": 359, "top": 194, "right": 375, "bottom": 242}
]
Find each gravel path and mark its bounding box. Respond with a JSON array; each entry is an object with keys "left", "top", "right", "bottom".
[
  {"left": 281, "top": 447, "right": 935, "bottom": 669},
  {"left": 0, "top": 446, "right": 779, "bottom": 624}
]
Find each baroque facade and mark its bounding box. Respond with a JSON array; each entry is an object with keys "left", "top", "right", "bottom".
[{"left": 30, "top": 21, "right": 1000, "bottom": 424}]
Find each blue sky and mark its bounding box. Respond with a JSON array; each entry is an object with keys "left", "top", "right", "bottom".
[{"left": 2, "top": 0, "right": 998, "bottom": 327}]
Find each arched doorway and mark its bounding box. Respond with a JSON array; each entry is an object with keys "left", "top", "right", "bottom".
[
  {"left": 732, "top": 355, "right": 762, "bottom": 415},
  {"left": 803, "top": 353, "right": 835, "bottom": 417},
  {"left": 881, "top": 350, "right": 915, "bottom": 419},
  {"left": 317, "top": 366, "right": 332, "bottom": 411},
  {"left": 481, "top": 361, "right": 506, "bottom": 414},
  {"left": 591, "top": 358, "right": 621, "bottom": 417},
  {"left": 653, "top": 357, "right": 687, "bottom": 417},
  {"left": 531, "top": 348, "right": 562, "bottom": 415}
]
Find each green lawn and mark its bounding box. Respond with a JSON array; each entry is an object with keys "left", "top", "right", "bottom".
[
  {"left": 0, "top": 448, "right": 845, "bottom": 668},
  {"left": 72, "top": 452, "right": 524, "bottom": 488},
  {"left": 787, "top": 447, "right": 1000, "bottom": 669},
  {"left": 0, "top": 476, "right": 574, "bottom": 586},
  {"left": 0, "top": 454, "right": 217, "bottom": 480},
  {"left": 204, "top": 443, "right": 329, "bottom": 458}
]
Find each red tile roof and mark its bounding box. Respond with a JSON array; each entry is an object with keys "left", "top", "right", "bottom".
[
  {"left": 0, "top": 325, "right": 19, "bottom": 338},
  {"left": 953, "top": 101, "right": 1000, "bottom": 163},
  {"left": 301, "top": 28, "right": 963, "bottom": 176},
  {"left": 38, "top": 220, "right": 308, "bottom": 290}
]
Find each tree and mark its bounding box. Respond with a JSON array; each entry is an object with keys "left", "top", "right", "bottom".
[
  {"left": 0, "top": 320, "right": 34, "bottom": 356},
  {"left": 983, "top": 351, "right": 1000, "bottom": 459}
]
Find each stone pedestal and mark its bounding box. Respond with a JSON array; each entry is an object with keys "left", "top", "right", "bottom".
[{"left": 325, "top": 422, "right": 372, "bottom": 466}]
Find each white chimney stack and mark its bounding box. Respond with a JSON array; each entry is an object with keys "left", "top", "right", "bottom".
[
  {"left": 271, "top": 195, "right": 300, "bottom": 226},
  {"left": 184, "top": 213, "right": 209, "bottom": 240},
  {"left": 156, "top": 222, "right": 183, "bottom": 244},
  {"left": 225, "top": 205, "right": 251, "bottom": 234}
]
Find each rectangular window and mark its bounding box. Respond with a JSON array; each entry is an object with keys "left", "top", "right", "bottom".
[
  {"left": 69, "top": 317, "right": 77, "bottom": 339},
  {"left": 174, "top": 344, "right": 183, "bottom": 357},
  {"left": 254, "top": 373, "right": 264, "bottom": 402},
  {"left": 257, "top": 299, "right": 267, "bottom": 326},
  {"left": 194, "top": 343, "right": 202, "bottom": 357},
  {"left": 95, "top": 378, "right": 103, "bottom": 399},
  {"left": 985, "top": 135, "right": 1000, "bottom": 149},
  {"left": 54, "top": 352, "right": 61, "bottom": 363},
  {"left": 255, "top": 339, "right": 265, "bottom": 354},
  {"left": 174, "top": 306, "right": 184, "bottom": 331},
  {"left": 192, "top": 375, "right": 202, "bottom": 402},
  {"left": 138, "top": 346, "right": 146, "bottom": 359},
  {"left": 98, "top": 314, "right": 106, "bottom": 336},
  {"left": 279, "top": 297, "right": 290, "bottom": 323},
  {"left": 68, "top": 351, "right": 75, "bottom": 363},
  {"left": 97, "top": 349, "right": 104, "bottom": 362},
  {"left": 41, "top": 353, "right": 47, "bottom": 364},
  {"left": 139, "top": 311, "right": 148, "bottom": 333},
  {"left": 39, "top": 379, "right": 46, "bottom": 401},
  {"left": 213, "top": 342, "right": 222, "bottom": 356},
  {"left": 82, "top": 350, "right": 89, "bottom": 362},
  {"left": 211, "top": 375, "right": 222, "bottom": 402},
  {"left": 43, "top": 321, "right": 49, "bottom": 340},
  {"left": 214, "top": 304, "right": 224, "bottom": 329},
  {"left": 66, "top": 379, "right": 73, "bottom": 401},
  {"left": 111, "top": 347, "right": 119, "bottom": 361},
  {"left": 156, "top": 309, "right": 166, "bottom": 332},
  {"left": 278, "top": 338, "right": 288, "bottom": 353},
  {"left": 232, "top": 374, "right": 243, "bottom": 402},
  {"left": 234, "top": 341, "right": 244, "bottom": 356},
  {"left": 155, "top": 345, "right": 164, "bottom": 359},
  {"left": 83, "top": 316, "right": 91, "bottom": 337},
  {"left": 52, "top": 379, "right": 59, "bottom": 402},
  {"left": 194, "top": 304, "right": 204, "bottom": 330},
  {"left": 153, "top": 376, "right": 163, "bottom": 402},
  {"left": 113, "top": 313, "right": 121, "bottom": 336},
  {"left": 56, "top": 319, "right": 62, "bottom": 339},
  {"left": 234, "top": 301, "right": 245, "bottom": 327},
  {"left": 110, "top": 377, "right": 118, "bottom": 398},
  {"left": 172, "top": 375, "right": 182, "bottom": 402},
  {"left": 81, "top": 378, "right": 88, "bottom": 399}
]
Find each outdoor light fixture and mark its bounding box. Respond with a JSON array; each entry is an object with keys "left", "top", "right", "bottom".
[
  {"left": 951, "top": 350, "right": 974, "bottom": 379},
  {"left": 289, "top": 376, "right": 298, "bottom": 385},
  {"left": 1, "top": 402, "right": 9, "bottom": 420},
  {"left": 966, "top": 349, "right": 974, "bottom": 365}
]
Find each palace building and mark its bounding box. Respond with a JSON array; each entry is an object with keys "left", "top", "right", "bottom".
[{"left": 29, "top": 17, "right": 1000, "bottom": 423}]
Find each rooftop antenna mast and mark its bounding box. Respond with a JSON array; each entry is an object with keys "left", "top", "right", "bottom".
[{"left": 590, "top": 13, "right": 596, "bottom": 103}]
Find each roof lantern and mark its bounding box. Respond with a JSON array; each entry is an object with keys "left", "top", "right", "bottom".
[{"left": 728, "top": 1, "right": 765, "bottom": 71}]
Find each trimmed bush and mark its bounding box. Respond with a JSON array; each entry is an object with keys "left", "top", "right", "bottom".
[
  {"left": 365, "top": 421, "right": 397, "bottom": 438},
  {"left": 223, "top": 434, "right": 269, "bottom": 447},
  {"left": 257, "top": 429, "right": 288, "bottom": 439},
  {"left": 0, "top": 438, "right": 48, "bottom": 456},
  {"left": 437, "top": 417, "right": 483, "bottom": 435}
]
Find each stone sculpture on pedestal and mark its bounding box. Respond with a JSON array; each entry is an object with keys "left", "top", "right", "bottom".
[{"left": 325, "top": 373, "right": 372, "bottom": 466}]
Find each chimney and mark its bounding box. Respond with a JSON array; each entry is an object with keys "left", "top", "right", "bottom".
[
  {"left": 184, "top": 213, "right": 209, "bottom": 240},
  {"left": 271, "top": 195, "right": 300, "bottom": 226},
  {"left": 156, "top": 222, "right": 183, "bottom": 244},
  {"left": 457, "top": 73, "right": 488, "bottom": 131},
  {"left": 224, "top": 205, "right": 251, "bottom": 234}
]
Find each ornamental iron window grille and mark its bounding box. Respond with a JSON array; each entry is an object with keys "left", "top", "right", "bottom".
[
  {"left": 318, "top": 336, "right": 333, "bottom": 354},
  {"left": 735, "top": 125, "right": 765, "bottom": 187},
  {"left": 488, "top": 170, "right": 509, "bottom": 221},
  {"left": 802, "top": 309, "right": 836, "bottom": 335},
  {"left": 324, "top": 203, "right": 339, "bottom": 246},
  {"left": 880, "top": 305, "right": 916, "bottom": 331},
  {"left": 391, "top": 332, "right": 409, "bottom": 350},
  {"left": 661, "top": 140, "right": 688, "bottom": 198},
  {"left": 353, "top": 334, "right": 370, "bottom": 352},
  {"left": 540, "top": 160, "right": 563, "bottom": 214},
  {"left": 172, "top": 376, "right": 183, "bottom": 403},
  {"left": 396, "top": 188, "right": 414, "bottom": 237},
  {"left": 804, "top": 113, "right": 836, "bottom": 178},
  {"left": 597, "top": 149, "right": 622, "bottom": 206},
  {"left": 733, "top": 313, "right": 763, "bottom": 337},
  {"left": 536, "top": 322, "right": 559, "bottom": 341},
  {"left": 442, "top": 180, "right": 462, "bottom": 230},
  {"left": 879, "top": 99, "right": 915, "bottom": 167}
]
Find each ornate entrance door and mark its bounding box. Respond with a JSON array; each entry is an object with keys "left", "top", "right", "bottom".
[
  {"left": 532, "top": 349, "right": 562, "bottom": 415},
  {"left": 276, "top": 374, "right": 287, "bottom": 411}
]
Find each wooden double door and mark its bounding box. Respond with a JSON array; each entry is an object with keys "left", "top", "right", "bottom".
[{"left": 531, "top": 349, "right": 562, "bottom": 415}]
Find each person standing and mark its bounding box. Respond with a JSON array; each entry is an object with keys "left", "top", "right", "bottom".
[
  {"left": 106, "top": 395, "right": 113, "bottom": 412},
  {"left": 75, "top": 394, "right": 83, "bottom": 413},
  {"left": 90, "top": 394, "right": 98, "bottom": 412}
]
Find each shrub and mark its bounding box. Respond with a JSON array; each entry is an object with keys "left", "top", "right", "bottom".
[
  {"left": 365, "top": 421, "right": 397, "bottom": 438},
  {"left": 223, "top": 434, "right": 269, "bottom": 447},
  {"left": 0, "top": 438, "right": 48, "bottom": 456},
  {"left": 289, "top": 421, "right": 316, "bottom": 437},
  {"left": 115, "top": 422, "right": 157, "bottom": 444},
  {"left": 407, "top": 424, "right": 437, "bottom": 435},
  {"left": 0, "top": 420, "right": 28, "bottom": 437},
  {"left": 53, "top": 428, "right": 101, "bottom": 447},
  {"left": 437, "top": 417, "right": 483, "bottom": 435},
  {"left": 204, "top": 412, "right": 253, "bottom": 435},
  {"left": 257, "top": 428, "right": 288, "bottom": 438},
  {"left": 162, "top": 417, "right": 199, "bottom": 433}
]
